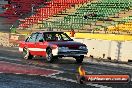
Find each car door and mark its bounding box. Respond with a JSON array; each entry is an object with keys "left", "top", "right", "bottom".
[
  {"left": 26, "top": 33, "right": 38, "bottom": 55},
  {"left": 35, "top": 33, "right": 47, "bottom": 56}
]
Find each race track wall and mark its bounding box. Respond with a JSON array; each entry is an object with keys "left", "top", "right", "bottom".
[
  {"left": 74, "top": 38, "right": 132, "bottom": 62},
  {"left": 120, "top": 41, "right": 132, "bottom": 62}
]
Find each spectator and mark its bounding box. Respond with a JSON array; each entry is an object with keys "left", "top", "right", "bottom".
[{"left": 70, "top": 29, "right": 75, "bottom": 37}]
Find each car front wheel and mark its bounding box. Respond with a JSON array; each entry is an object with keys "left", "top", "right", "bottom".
[
  {"left": 46, "top": 48, "right": 54, "bottom": 63},
  {"left": 23, "top": 48, "right": 33, "bottom": 60},
  {"left": 75, "top": 55, "right": 84, "bottom": 63}
]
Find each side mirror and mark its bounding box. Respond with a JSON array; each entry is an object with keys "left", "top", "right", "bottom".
[{"left": 39, "top": 39, "right": 44, "bottom": 42}]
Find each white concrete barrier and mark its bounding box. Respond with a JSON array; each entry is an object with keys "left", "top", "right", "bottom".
[
  {"left": 74, "top": 38, "right": 132, "bottom": 62},
  {"left": 120, "top": 41, "right": 132, "bottom": 62},
  {"left": 84, "top": 39, "right": 118, "bottom": 60},
  {"left": 109, "top": 41, "right": 118, "bottom": 61}
]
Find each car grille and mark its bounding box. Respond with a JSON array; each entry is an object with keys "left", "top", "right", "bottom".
[
  {"left": 68, "top": 46, "right": 79, "bottom": 49},
  {"left": 58, "top": 51, "right": 87, "bottom": 55}
]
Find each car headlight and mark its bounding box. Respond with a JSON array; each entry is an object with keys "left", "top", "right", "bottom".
[
  {"left": 58, "top": 47, "right": 69, "bottom": 50},
  {"left": 79, "top": 46, "right": 87, "bottom": 50}
]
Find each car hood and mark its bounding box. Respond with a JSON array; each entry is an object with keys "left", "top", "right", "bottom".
[{"left": 48, "top": 41, "right": 85, "bottom": 47}]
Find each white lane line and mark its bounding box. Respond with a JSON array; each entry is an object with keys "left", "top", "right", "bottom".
[
  {"left": 49, "top": 76, "right": 77, "bottom": 83},
  {"left": 86, "top": 83, "right": 112, "bottom": 88},
  {"left": 15, "top": 73, "right": 23, "bottom": 75},
  {"left": 84, "top": 64, "right": 131, "bottom": 73},
  {"left": 49, "top": 75, "right": 112, "bottom": 88},
  {"left": 0, "top": 72, "right": 4, "bottom": 74},
  {"left": 0, "top": 48, "right": 18, "bottom": 52},
  {"left": 47, "top": 71, "right": 64, "bottom": 77},
  {"left": 88, "top": 61, "right": 132, "bottom": 69},
  {"left": 0, "top": 56, "right": 21, "bottom": 61},
  {"left": 28, "top": 74, "right": 41, "bottom": 76}
]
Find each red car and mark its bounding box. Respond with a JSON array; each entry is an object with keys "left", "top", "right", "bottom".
[{"left": 19, "top": 31, "right": 88, "bottom": 63}]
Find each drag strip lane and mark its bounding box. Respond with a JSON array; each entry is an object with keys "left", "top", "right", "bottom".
[
  {"left": 0, "top": 60, "right": 113, "bottom": 88},
  {"left": 0, "top": 55, "right": 132, "bottom": 77}
]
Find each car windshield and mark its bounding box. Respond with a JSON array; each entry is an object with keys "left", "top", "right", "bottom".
[{"left": 44, "top": 32, "right": 72, "bottom": 41}]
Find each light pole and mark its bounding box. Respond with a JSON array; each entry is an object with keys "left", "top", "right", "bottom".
[
  {"left": 31, "top": 4, "right": 35, "bottom": 15},
  {"left": 50, "top": 22, "right": 52, "bottom": 31},
  {"left": 30, "top": 4, "right": 35, "bottom": 33},
  {"left": 82, "top": 16, "right": 84, "bottom": 30},
  {"left": 70, "top": 23, "right": 73, "bottom": 31}
]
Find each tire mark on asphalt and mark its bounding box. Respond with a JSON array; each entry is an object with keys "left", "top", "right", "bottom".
[
  {"left": 0, "top": 56, "right": 132, "bottom": 76},
  {"left": 0, "top": 61, "right": 62, "bottom": 76}
]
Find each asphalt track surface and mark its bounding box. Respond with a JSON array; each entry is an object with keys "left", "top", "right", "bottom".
[{"left": 0, "top": 46, "right": 132, "bottom": 88}]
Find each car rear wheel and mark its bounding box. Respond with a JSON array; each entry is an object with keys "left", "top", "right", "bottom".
[
  {"left": 75, "top": 55, "right": 84, "bottom": 63},
  {"left": 46, "top": 48, "right": 54, "bottom": 63},
  {"left": 23, "top": 48, "right": 33, "bottom": 60}
]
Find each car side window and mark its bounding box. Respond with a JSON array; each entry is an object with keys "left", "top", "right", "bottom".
[
  {"left": 36, "top": 33, "right": 44, "bottom": 42},
  {"left": 25, "top": 36, "right": 30, "bottom": 42},
  {"left": 28, "top": 33, "right": 37, "bottom": 42},
  {"left": 60, "top": 33, "right": 70, "bottom": 40}
]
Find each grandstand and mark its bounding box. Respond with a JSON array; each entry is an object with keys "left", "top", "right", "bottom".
[
  {"left": 41, "top": 0, "right": 132, "bottom": 33},
  {"left": 0, "top": 0, "right": 132, "bottom": 35},
  {"left": 107, "top": 16, "right": 132, "bottom": 34},
  {"left": 0, "top": 0, "right": 47, "bottom": 32}
]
